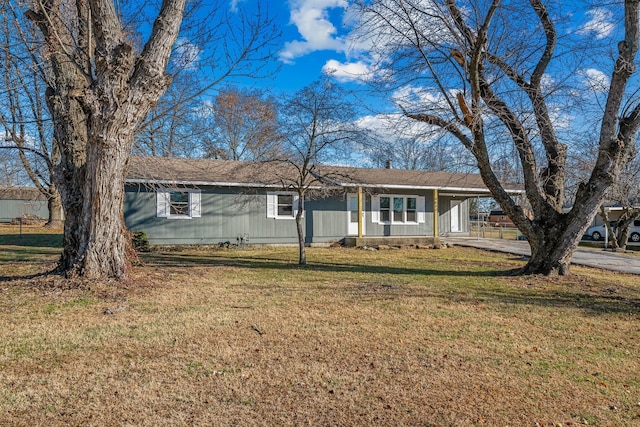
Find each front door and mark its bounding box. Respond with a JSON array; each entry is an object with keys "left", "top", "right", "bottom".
[
  {"left": 450, "top": 200, "right": 461, "bottom": 232},
  {"left": 347, "top": 194, "right": 364, "bottom": 235}
]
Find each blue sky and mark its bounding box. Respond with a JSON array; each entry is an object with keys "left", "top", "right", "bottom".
[
  {"left": 189, "top": 0, "right": 622, "bottom": 155},
  {"left": 231, "top": 1, "right": 620, "bottom": 103},
  {"left": 236, "top": 0, "right": 365, "bottom": 93}
]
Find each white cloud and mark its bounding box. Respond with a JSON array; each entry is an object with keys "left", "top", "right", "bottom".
[
  {"left": 230, "top": 0, "right": 245, "bottom": 13},
  {"left": 577, "top": 8, "right": 615, "bottom": 40},
  {"left": 391, "top": 85, "right": 452, "bottom": 111},
  {"left": 280, "top": 0, "right": 349, "bottom": 63},
  {"left": 580, "top": 68, "right": 611, "bottom": 92},
  {"left": 172, "top": 38, "right": 201, "bottom": 70},
  {"left": 322, "top": 59, "right": 371, "bottom": 83},
  {"left": 356, "top": 113, "right": 436, "bottom": 140}
]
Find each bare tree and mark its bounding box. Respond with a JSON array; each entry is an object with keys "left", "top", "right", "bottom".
[
  {"left": 569, "top": 132, "right": 640, "bottom": 250},
  {"left": 0, "top": 148, "right": 29, "bottom": 186},
  {"left": 202, "top": 86, "right": 283, "bottom": 161},
  {"left": 23, "top": 0, "right": 187, "bottom": 279},
  {"left": 0, "top": 3, "right": 62, "bottom": 226},
  {"left": 357, "top": 0, "right": 640, "bottom": 275},
  {"left": 134, "top": 73, "right": 204, "bottom": 157},
  {"left": 135, "top": 4, "right": 281, "bottom": 159},
  {"left": 600, "top": 158, "right": 640, "bottom": 250},
  {"left": 1, "top": 0, "right": 279, "bottom": 280},
  {"left": 277, "top": 76, "right": 365, "bottom": 264}
]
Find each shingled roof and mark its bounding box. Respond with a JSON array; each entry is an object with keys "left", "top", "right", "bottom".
[
  {"left": 126, "top": 156, "right": 521, "bottom": 194},
  {"left": 0, "top": 187, "right": 47, "bottom": 201}
]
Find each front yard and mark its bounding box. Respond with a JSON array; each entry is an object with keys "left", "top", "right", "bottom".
[{"left": 1, "top": 225, "right": 639, "bottom": 425}]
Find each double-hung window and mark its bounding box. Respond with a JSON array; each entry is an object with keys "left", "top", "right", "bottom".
[
  {"left": 393, "top": 197, "right": 404, "bottom": 222},
  {"left": 406, "top": 197, "right": 417, "bottom": 222},
  {"left": 169, "top": 192, "right": 189, "bottom": 216},
  {"left": 379, "top": 197, "right": 391, "bottom": 223},
  {"left": 372, "top": 194, "right": 424, "bottom": 224},
  {"left": 157, "top": 189, "right": 201, "bottom": 219},
  {"left": 267, "top": 192, "right": 300, "bottom": 219},
  {"left": 277, "top": 194, "right": 294, "bottom": 217}
]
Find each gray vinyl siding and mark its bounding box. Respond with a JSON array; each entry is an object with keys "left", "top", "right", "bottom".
[
  {"left": 305, "top": 197, "right": 349, "bottom": 243},
  {"left": 125, "top": 185, "right": 299, "bottom": 245},
  {"left": 124, "top": 185, "right": 471, "bottom": 245}
]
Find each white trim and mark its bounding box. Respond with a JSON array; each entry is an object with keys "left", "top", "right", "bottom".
[
  {"left": 336, "top": 183, "right": 523, "bottom": 193},
  {"left": 375, "top": 194, "right": 423, "bottom": 225},
  {"left": 128, "top": 178, "right": 325, "bottom": 191},
  {"left": 156, "top": 188, "right": 201, "bottom": 220}
]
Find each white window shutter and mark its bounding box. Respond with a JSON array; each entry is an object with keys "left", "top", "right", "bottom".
[
  {"left": 190, "top": 190, "right": 201, "bottom": 218},
  {"left": 417, "top": 196, "right": 426, "bottom": 223},
  {"left": 157, "top": 190, "right": 169, "bottom": 218},
  {"left": 371, "top": 195, "right": 380, "bottom": 223},
  {"left": 266, "top": 192, "right": 277, "bottom": 218}
]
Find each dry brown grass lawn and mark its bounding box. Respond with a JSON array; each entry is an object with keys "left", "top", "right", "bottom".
[{"left": 1, "top": 225, "right": 639, "bottom": 426}]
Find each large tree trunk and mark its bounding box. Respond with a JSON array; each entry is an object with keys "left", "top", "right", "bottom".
[
  {"left": 44, "top": 87, "right": 89, "bottom": 276},
  {"left": 27, "top": 0, "right": 185, "bottom": 281},
  {"left": 45, "top": 185, "right": 63, "bottom": 228},
  {"left": 521, "top": 219, "right": 581, "bottom": 275},
  {"left": 77, "top": 141, "right": 131, "bottom": 278}
]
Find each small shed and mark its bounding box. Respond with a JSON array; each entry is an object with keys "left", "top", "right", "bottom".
[{"left": 0, "top": 187, "right": 48, "bottom": 222}]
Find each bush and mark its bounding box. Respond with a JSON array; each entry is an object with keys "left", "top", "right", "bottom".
[{"left": 132, "top": 230, "right": 151, "bottom": 252}]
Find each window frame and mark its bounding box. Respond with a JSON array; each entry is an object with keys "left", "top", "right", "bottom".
[
  {"left": 266, "top": 191, "right": 301, "bottom": 220},
  {"left": 373, "top": 194, "right": 424, "bottom": 225},
  {"left": 157, "top": 189, "right": 201, "bottom": 220}
]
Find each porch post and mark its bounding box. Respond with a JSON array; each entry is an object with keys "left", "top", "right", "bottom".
[
  {"left": 357, "top": 186, "right": 363, "bottom": 238},
  {"left": 433, "top": 189, "right": 439, "bottom": 238}
]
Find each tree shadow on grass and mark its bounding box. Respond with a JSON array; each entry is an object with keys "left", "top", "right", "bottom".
[
  {"left": 0, "top": 233, "right": 63, "bottom": 248},
  {"left": 140, "top": 251, "right": 508, "bottom": 278},
  {"left": 447, "top": 286, "right": 640, "bottom": 316},
  {"left": 0, "top": 268, "right": 60, "bottom": 283},
  {"left": 140, "top": 252, "right": 640, "bottom": 316}
]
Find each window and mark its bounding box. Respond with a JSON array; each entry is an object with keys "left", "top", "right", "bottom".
[
  {"left": 380, "top": 197, "right": 390, "bottom": 223},
  {"left": 277, "top": 194, "right": 294, "bottom": 217},
  {"left": 372, "top": 194, "right": 425, "bottom": 224},
  {"left": 406, "top": 197, "right": 417, "bottom": 222},
  {"left": 393, "top": 197, "right": 404, "bottom": 222},
  {"left": 267, "top": 192, "right": 300, "bottom": 219},
  {"left": 157, "top": 189, "right": 201, "bottom": 219},
  {"left": 169, "top": 192, "right": 189, "bottom": 216}
]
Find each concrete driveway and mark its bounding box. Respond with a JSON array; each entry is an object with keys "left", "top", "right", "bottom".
[{"left": 444, "top": 237, "right": 640, "bottom": 275}]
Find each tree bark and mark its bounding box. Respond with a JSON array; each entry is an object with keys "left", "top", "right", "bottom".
[
  {"left": 521, "top": 216, "right": 579, "bottom": 275},
  {"left": 27, "top": 0, "right": 185, "bottom": 280},
  {"left": 295, "top": 197, "right": 306, "bottom": 265},
  {"left": 394, "top": 0, "right": 640, "bottom": 275},
  {"left": 45, "top": 185, "right": 63, "bottom": 228}
]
